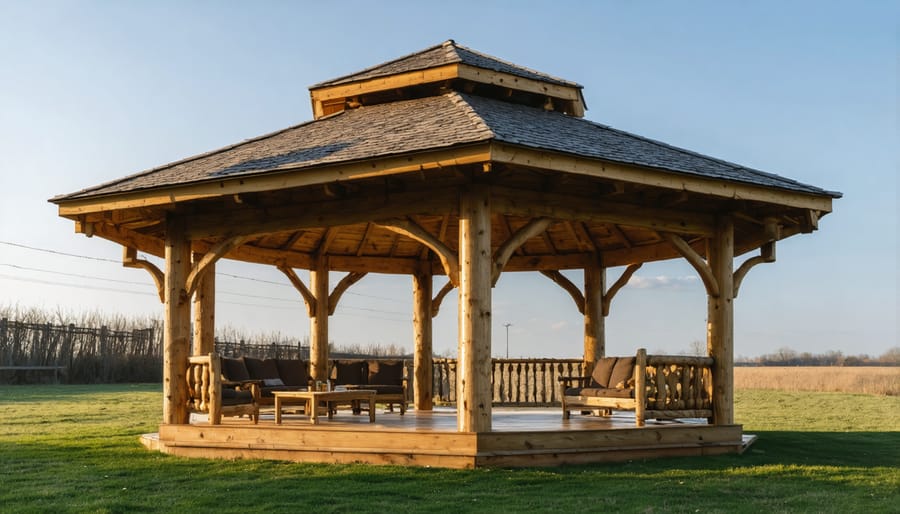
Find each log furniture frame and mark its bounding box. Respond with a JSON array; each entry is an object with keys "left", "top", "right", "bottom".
[
  {"left": 187, "top": 353, "right": 260, "bottom": 425},
  {"left": 560, "top": 348, "right": 714, "bottom": 427}
]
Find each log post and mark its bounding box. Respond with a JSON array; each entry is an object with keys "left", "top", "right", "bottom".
[
  {"left": 457, "top": 184, "right": 492, "bottom": 432},
  {"left": 413, "top": 263, "right": 434, "bottom": 411},
  {"left": 191, "top": 253, "right": 215, "bottom": 356},
  {"left": 707, "top": 216, "right": 734, "bottom": 425},
  {"left": 309, "top": 255, "right": 330, "bottom": 383},
  {"left": 583, "top": 258, "right": 605, "bottom": 375},
  {"left": 164, "top": 215, "right": 191, "bottom": 425}
]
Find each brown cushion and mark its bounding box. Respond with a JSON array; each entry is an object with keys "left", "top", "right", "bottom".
[
  {"left": 222, "top": 357, "right": 250, "bottom": 382},
  {"left": 221, "top": 387, "right": 254, "bottom": 405},
  {"left": 333, "top": 360, "right": 367, "bottom": 385},
  {"left": 243, "top": 357, "right": 280, "bottom": 380},
  {"left": 609, "top": 357, "right": 636, "bottom": 390},
  {"left": 275, "top": 359, "right": 309, "bottom": 387},
  {"left": 591, "top": 357, "right": 617, "bottom": 388},
  {"left": 368, "top": 360, "right": 404, "bottom": 386}
]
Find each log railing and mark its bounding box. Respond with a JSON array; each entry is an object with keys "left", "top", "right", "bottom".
[
  {"left": 433, "top": 358, "right": 584, "bottom": 406},
  {"left": 641, "top": 353, "right": 714, "bottom": 421}
]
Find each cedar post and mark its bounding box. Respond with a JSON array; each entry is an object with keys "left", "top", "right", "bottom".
[
  {"left": 413, "top": 263, "right": 434, "bottom": 411},
  {"left": 192, "top": 254, "right": 215, "bottom": 356},
  {"left": 707, "top": 216, "right": 734, "bottom": 425},
  {"left": 164, "top": 215, "right": 191, "bottom": 425},
  {"left": 310, "top": 255, "right": 330, "bottom": 383},
  {"left": 457, "top": 184, "right": 492, "bottom": 432},
  {"left": 583, "top": 258, "right": 605, "bottom": 375}
]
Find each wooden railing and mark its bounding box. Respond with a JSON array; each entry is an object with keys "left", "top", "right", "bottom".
[
  {"left": 433, "top": 358, "right": 584, "bottom": 406},
  {"left": 641, "top": 354, "right": 714, "bottom": 420}
]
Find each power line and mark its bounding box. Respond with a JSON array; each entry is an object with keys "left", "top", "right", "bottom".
[{"left": 0, "top": 240, "right": 120, "bottom": 263}]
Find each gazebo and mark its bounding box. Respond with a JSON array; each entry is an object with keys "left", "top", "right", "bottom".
[{"left": 52, "top": 40, "right": 839, "bottom": 467}]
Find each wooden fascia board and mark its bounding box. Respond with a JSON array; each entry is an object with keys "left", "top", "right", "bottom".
[
  {"left": 489, "top": 143, "right": 835, "bottom": 212},
  {"left": 310, "top": 63, "right": 461, "bottom": 103},
  {"left": 55, "top": 145, "right": 492, "bottom": 217},
  {"left": 455, "top": 64, "right": 583, "bottom": 103}
]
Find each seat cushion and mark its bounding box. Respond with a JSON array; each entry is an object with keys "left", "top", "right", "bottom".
[
  {"left": 222, "top": 357, "right": 251, "bottom": 382},
  {"left": 608, "top": 357, "right": 636, "bottom": 390},
  {"left": 221, "top": 387, "right": 254, "bottom": 406},
  {"left": 590, "top": 357, "right": 618, "bottom": 388},
  {"left": 367, "top": 360, "right": 404, "bottom": 386},
  {"left": 275, "top": 359, "right": 309, "bottom": 387},
  {"left": 333, "top": 360, "right": 368, "bottom": 385},
  {"left": 574, "top": 387, "right": 635, "bottom": 399}
]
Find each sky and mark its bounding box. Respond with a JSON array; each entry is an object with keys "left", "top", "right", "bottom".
[{"left": 0, "top": 1, "right": 896, "bottom": 360}]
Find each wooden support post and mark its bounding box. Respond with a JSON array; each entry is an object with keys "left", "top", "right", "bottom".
[
  {"left": 707, "top": 216, "right": 734, "bottom": 425},
  {"left": 583, "top": 259, "right": 605, "bottom": 374},
  {"left": 310, "top": 255, "right": 330, "bottom": 383},
  {"left": 192, "top": 254, "right": 215, "bottom": 356},
  {"left": 164, "top": 216, "right": 191, "bottom": 425},
  {"left": 413, "top": 264, "right": 434, "bottom": 411},
  {"left": 457, "top": 185, "right": 492, "bottom": 432}
]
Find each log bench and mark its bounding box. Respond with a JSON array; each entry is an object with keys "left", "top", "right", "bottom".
[{"left": 560, "top": 348, "right": 713, "bottom": 427}]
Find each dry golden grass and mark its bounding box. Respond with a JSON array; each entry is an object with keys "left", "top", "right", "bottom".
[{"left": 735, "top": 366, "right": 900, "bottom": 396}]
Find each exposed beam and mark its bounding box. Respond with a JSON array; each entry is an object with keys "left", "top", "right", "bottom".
[
  {"left": 376, "top": 217, "right": 459, "bottom": 285},
  {"left": 356, "top": 223, "right": 375, "bottom": 256},
  {"left": 328, "top": 272, "right": 367, "bottom": 315},
  {"left": 539, "top": 270, "right": 585, "bottom": 314},
  {"left": 492, "top": 217, "right": 552, "bottom": 284},
  {"left": 122, "top": 246, "right": 165, "bottom": 303},
  {"left": 602, "top": 263, "right": 642, "bottom": 316},
  {"left": 662, "top": 232, "right": 719, "bottom": 297},
  {"left": 277, "top": 265, "right": 316, "bottom": 317}
]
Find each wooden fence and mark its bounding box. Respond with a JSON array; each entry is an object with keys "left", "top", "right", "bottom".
[{"left": 434, "top": 358, "right": 584, "bottom": 406}]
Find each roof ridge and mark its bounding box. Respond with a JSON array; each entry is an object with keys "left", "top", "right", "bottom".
[
  {"left": 51, "top": 116, "right": 330, "bottom": 200},
  {"left": 447, "top": 41, "right": 582, "bottom": 88},
  {"left": 309, "top": 40, "right": 457, "bottom": 89},
  {"left": 446, "top": 91, "right": 495, "bottom": 139}
]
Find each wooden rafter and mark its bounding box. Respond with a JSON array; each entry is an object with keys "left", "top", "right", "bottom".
[
  {"left": 573, "top": 222, "right": 598, "bottom": 253},
  {"left": 539, "top": 270, "right": 585, "bottom": 314},
  {"left": 122, "top": 246, "right": 165, "bottom": 302},
  {"left": 602, "top": 263, "right": 642, "bottom": 316},
  {"left": 316, "top": 227, "right": 339, "bottom": 255},
  {"left": 609, "top": 224, "right": 633, "bottom": 249},
  {"left": 661, "top": 232, "right": 719, "bottom": 297},
  {"left": 355, "top": 223, "right": 375, "bottom": 257},
  {"left": 279, "top": 230, "right": 305, "bottom": 250}
]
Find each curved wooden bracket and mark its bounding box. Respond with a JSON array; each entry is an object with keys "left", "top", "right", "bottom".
[
  {"left": 123, "top": 247, "right": 165, "bottom": 303},
  {"left": 602, "top": 263, "right": 642, "bottom": 316},
  {"left": 185, "top": 236, "right": 245, "bottom": 297},
  {"left": 539, "top": 270, "right": 585, "bottom": 314},
  {"left": 328, "top": 272, "right": 367, "bottom": 315},
  {"left": 733, "top": 241, "right": 776, "bottom": 298},
  {"left": 277, "top": 265, "right": 316, "bottom": 317},
  {"left": 492, "top": 217, "right": 551, "bottom": 285},
  {"left": 430, "top": 280, "right": 456, "bottom": 318},
  {"left": 377, "top": 218, "right": 459, "bottom": 286},
  {"left": 662, "top": 233, "right": 719, "bottom": 297}
]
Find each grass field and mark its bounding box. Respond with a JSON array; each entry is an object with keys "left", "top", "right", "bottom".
[
  {"left": 0, "top": 384, "right": 897, "bottom": 513},
  {"left": 735, "top": 366, "right": 900, "bottom": 396}
]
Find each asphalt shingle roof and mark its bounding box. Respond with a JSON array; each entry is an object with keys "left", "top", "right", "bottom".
[
  {"left": 310, "top": 40, "right": 581, "bottom": 89},
  {"left": 55, "top": 92, "right": 839, "bottom": 201}
]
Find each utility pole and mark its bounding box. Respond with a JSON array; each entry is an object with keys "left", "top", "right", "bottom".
[{"left": 504, "top": 322, "right": 512, "bottom": 359}]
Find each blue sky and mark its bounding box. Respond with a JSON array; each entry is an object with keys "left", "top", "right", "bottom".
[{"left": 0, "top": 1, "right": 896, "bottom": 359}]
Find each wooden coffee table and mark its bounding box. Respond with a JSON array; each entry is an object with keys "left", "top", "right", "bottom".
[{"left": 273, "top": 389, "right": 377, "bottom": 425}]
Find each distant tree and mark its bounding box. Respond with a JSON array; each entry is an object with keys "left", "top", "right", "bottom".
[
  {"left": 880, "top": 347, "right": 900, "bottom": 364},
  {"left": 687, "top": 339, "right": 706, "bottom": 356}
]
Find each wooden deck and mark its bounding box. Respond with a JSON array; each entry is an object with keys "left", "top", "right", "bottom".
[{"left": 142, "top": 407, "right": 748, "bottom": 468}]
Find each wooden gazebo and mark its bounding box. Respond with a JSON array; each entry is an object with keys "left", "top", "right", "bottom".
[{"left": 52, "top": 41, "right": 839, "bottom": 467}]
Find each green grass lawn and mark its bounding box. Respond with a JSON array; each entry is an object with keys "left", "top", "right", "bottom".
[{"left": 1, "top": 385, "right": 897, "bottom": 513}]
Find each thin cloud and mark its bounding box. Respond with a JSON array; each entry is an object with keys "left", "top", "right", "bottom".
[
  {"left": 627, "top": 275, "right": 700, "bottom": 290},
  {"left": 550, "top": 321, "right": 568, "bottom": 330}
]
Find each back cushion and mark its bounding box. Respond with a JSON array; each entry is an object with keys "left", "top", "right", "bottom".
[
  {"left": 222, "top": 357, "right": 250, "bottom": 382},
  {"left": 276, "top": 359, "right": 309, "bottom": 387},
  {"left": 333, "top": 360, "right": 367, "bottom": 385},
  {"left": 609, "top": 356, "right": 636, "bottom": 389},
  {"left": 243, "top": 357, "right": 280, "bottom": 380},
  {"left": 591, "top": 357, "right": 618, "bottom": 388},
  {"left": 368, "top": 360, "right": 404, "bottom": 385}
]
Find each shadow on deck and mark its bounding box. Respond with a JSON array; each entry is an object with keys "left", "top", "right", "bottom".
[{"left": 142, "top": 407, "right": 748, "bottom": 469}]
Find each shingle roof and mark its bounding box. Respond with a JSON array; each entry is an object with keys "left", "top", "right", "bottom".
[
  {"left": 310, "top": 40, "right": 581, "bottom": 89},
  {"left": 55, "top": 92, "right": 839, "bottom": 201}
]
